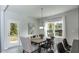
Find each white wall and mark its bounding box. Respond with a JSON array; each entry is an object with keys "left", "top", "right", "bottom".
[
  {"left": 3, "top": 10, "right": 39, "bottom": 50},
  {"left": 0, "top": 6, "right": 1, "bottom": 52},
  {"left": 65, "top": 8, "right": 78, "bottom": 45},
  {"left": 39, "top": 8, "right": 78, "bottom": 45},
  {"left": 20, "top": 17, "right": 39, "bottom": 37}
]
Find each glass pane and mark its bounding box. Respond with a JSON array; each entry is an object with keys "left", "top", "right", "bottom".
[
  {"left": 10, "top": 23, "right": 18, "bottom": 41},
  {"left": 55, "top": 23, "right": 62, "bottom": 36},
  {"left": 47, "top": 23, "right": 54, "bottom": 37}
]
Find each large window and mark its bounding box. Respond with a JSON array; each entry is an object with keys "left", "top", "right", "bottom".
[{"left": 45, "top": 19, "right": 64, "bottom": 38}]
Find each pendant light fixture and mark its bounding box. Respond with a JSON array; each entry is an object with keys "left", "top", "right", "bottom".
[{"left": 39, "top": 8, "right": 44, "bottom": 30}]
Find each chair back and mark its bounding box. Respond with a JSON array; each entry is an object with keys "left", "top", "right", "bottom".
[
  {"left": 46, "top": 38, "right": 52, "bottom": 48},
  {"left": 71, "top": 40, "right": 79, "bottom": 53},
  {"left": 47, "top": 38, "right": 52, "bottom": 44},
  {"left": 51, "top": 37, "right": 54, "bottom": 45},
  {"left": 39, "top": 34, "right": 44, "bottom": 39},
  {"left": 57, "top": 42, "right": 66, "bottom": 53},
  {"left": 63, "top": 38, "right": 69, "bottom": 47},
  {"left": 20, "top": 37, "right": 32, "bottom": 53}
]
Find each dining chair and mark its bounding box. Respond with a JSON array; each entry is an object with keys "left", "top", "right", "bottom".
[
  {"left": 40, "top": 38, "right": 52, "bottom": 52},
  {"left": 71, "top": 40, "right": 79, "bottom": 53},
  {"left": 39, "top": 34, "right": 44, "bottom": 39},
  {"left": 63, "top": 38, "right": 71, "bottom": 51},
  {"left": 51, "top": 37, "right": 54, "bottom": 48},
  {"left": 57, "top": 42, "right": 69, "bottom": 53},
  {"left": 20, "top": 37, "right": 38, "bottom": 53}
]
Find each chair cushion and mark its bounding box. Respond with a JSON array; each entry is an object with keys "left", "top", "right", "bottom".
[{"left": 31, "top": 44, "right": 38, "bottom": 52}]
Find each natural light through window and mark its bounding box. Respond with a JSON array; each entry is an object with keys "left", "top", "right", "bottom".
[{"left": 44, "top": 17, "right": 65, "bottom": 38}]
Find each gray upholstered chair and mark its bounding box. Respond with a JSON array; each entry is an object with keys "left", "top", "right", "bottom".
[
  {"left": 20, "top": 37, "right": 38, "bottom": 53},
  {"left": 71, "top": 40, "right": 79, "bottom": 53}
]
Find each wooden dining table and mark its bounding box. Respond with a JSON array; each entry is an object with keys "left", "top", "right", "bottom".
[
  {"left": 31, "top": 38, "right": 46, "bottom": 53},
  {"left": 31, "top": 39, "right": 46, "bottom": 44}
]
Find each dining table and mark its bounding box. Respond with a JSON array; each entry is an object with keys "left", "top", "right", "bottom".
[{"left": 31, "top": 38, "right": 46, "bottom": 53}]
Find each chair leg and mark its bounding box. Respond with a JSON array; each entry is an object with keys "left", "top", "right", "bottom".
[
  {"left": 38, "top": 46, "right": 41, "bottom": 53},
  {"left": 23, "top": 50, "right": 25, "bottom": 53}
]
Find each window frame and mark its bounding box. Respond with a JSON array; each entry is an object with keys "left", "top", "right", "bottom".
[{"left": 44, "top": 16, "right": 66, "bottom": 38}]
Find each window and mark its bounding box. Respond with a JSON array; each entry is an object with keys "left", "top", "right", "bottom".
[
  {"left": 54, "top": 21, "right": 63, "bottom": 37},
  {"left": 45, "top": 18, "right": 65, "bottom": 38},
  {"left": 47, "top": 23, "right": 54, "bottom": 37},
  {"left": 10, "top": 23, "right": 18, "bottom": 42}
]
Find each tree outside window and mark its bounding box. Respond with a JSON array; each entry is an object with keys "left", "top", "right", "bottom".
[{"left": 10, "top": 23, "right": 18, "bottom": 41}]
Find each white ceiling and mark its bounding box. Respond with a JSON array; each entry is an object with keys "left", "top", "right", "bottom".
[{"left": 7, "top": 5, "right": 78, "bottom": 18}]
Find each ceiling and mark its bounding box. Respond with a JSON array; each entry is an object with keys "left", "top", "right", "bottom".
[{"left": 7, "top": 5, "right": 78, "bottom": 18}]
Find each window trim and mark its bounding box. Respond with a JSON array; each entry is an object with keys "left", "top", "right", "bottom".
[{"left": 44, "top": 16, "right": 66, "bottom": 38}]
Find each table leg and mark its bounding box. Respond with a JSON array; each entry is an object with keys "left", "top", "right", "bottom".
[{"left": 38, "top": 44, "right": 41, "bottom": 53}]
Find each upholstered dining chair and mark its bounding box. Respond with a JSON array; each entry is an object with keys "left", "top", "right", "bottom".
[
  {"left": 57, "top": 42, "right": 69, "bottom": 53},
  {"left": 63, "top": 38, "right": 71, "bottom": 51},
  {"left": 20, "top": 37, "right": 38, "bottom": 53},
  {"left": 40, "top": 38, "right": 52, "bottom": 52}
]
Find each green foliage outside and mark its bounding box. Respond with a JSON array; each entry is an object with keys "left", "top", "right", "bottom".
[
  {"left": 48, "top": 23, "right": 54, "bottom": 30},
  {"left": 47, "top": 22, "right": 62, "bottom": 37},
  {"left": 55, "top": 23, "right": 62, "bottom": 30},
  {"left": 10, "top": 23, "right": 18, "bottom": 36}
]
